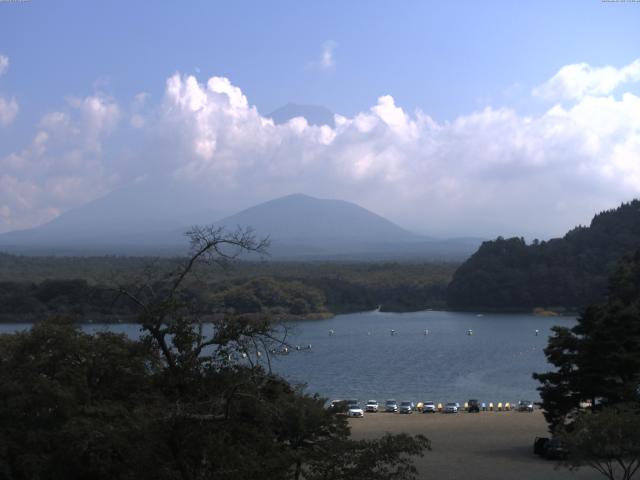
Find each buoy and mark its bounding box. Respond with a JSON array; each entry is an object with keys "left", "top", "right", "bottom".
[
  {"left": 535, "top": 329, "right": 539, "bottom": 336},
  {"left": 424, "top": 329, "right": 429, "bottom": 335},
  {"left": 467, "top": 329, "right": 473, "bottom": 336}
]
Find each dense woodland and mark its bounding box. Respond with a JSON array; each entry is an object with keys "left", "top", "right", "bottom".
[
  {"left": 0, "top": 228, "right": 430, "bottom": 480},
  {"left": 0, "top": 255, "right": 456, "bottom": 322},
  {"left": 447, "top": 200, "right": 640, "bottom": 311}
]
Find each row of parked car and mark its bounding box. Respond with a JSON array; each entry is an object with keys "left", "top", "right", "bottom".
[{"left": 330, "top": 399, "right": 535, "bottom": 417}]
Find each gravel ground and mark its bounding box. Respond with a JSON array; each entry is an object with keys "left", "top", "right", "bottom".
[{"left": 348, "top": 410, "right": 602, "bottom": 480}]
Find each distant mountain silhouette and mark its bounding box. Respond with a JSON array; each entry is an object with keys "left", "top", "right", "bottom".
[
  {"left": 0, "top": 177, "right": 225, "bottom": 254},
  {"left": 268, "top": 103, "right": 335, "bottom": 127},
  {"left": 214, "top": 194, "right": 481, "bottom": 260},
  {"left": 0, "top": 190, "right": 481, "bottom": 260},
  {"left": 216, "top": 193, "right": 417, "bottom": 243}
]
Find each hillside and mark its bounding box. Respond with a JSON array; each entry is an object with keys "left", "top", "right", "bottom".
[
  {"left": 447, "top": 200, "right": 640, "bottom": 311},
  {"left": 0, "top": 177, "right": 224, "bottom": 254}
]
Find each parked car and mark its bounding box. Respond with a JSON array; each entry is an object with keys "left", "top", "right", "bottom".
[
  {"left": 534, "top": 437, "right": 568, "bottom": 460},
  {"left": 467, "top": 399, "right": 480, "bottom": 413},
  {"left": 444, "top": 402, "right": 459, "bottom": 413},
  {"left": 422, "top": 401, "right": 437, "bottom": 413},
  {"left": 347, "top": 400, "right": 364, "bottom": 418},
  {"left": 385, "top": 399, "right": 398, "bottom": 412},
  {"left": 518, "top": 400, "right": 534, "bottom": 412},
  {"left": 328, "top": 399, "right": 348, "bottom": 414},
  {"left": 365, "top": 400, "right": 379, "bottom": 412},
  {"left": 399, "top": 401, "right": 415, "bottom": 414}
]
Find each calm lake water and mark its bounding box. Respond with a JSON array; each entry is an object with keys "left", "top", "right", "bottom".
[{"left": 0, "top": 310, "right": 575, "bottom": 405}]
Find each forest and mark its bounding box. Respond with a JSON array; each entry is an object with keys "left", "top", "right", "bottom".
[
  {"left": 0, "top": 254, "right": 456, "bottom": 322},
  {"left": 447, "top": 200, "right": 640, "bottom": 311}
]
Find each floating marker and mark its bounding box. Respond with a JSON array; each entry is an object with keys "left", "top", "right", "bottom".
[
  {"left": 424, "top": 329, "right": 429, "bottom": 335},
  {"left": 467, "top": 329, "right": 473, "bottom": 336}
]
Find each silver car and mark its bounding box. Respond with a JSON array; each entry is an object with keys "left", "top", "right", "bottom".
[
  {"left": 422, "top": 401, "right": 437, "bottom": 413},
  {"left": 444, "top": 402, "right": 459, "bottom": 413},
  {"left": 385, "top": 399, "right": 398, "bottom": 413},
  {"left": 365, "top": 400, "right": 379, "bottom": 412},
  {"left": 399, "top": 401, "right": 415, "bottom": 414}
]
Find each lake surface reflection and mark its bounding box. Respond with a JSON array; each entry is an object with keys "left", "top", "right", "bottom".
[{"left": 0, "top": 310, "right": 575, "bottom": 404}]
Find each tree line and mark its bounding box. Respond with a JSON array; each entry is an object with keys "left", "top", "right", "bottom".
[
  {"left": 0, "top": 226, "right": 430, "bottom": 480},
  {"left": 448, "top": 200, "right": 640, "bottom": 311}
]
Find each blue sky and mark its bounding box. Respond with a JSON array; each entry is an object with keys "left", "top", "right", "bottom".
[{"left": 1, "top": 0, "right": 640, "bottom": 237}]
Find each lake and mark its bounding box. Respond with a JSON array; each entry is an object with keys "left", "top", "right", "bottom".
[{"left": 0, "top": 310, "right": 574, "bottom": 405}]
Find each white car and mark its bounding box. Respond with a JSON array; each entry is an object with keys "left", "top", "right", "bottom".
[
  {"left": 365, "top": 400, "right": 379, "bottom": 412},
  {"left": 422, "top": 401, "right": 437, "bottom": 413},
  {"left": 444, "top": 402, "right": 459, "bottom": 413},
  {"left": 347, "top": 400, "right": 364, "bottom": 418}
]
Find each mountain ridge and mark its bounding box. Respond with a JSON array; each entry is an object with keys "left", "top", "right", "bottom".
[{"left": 447, "top": 199, "right": 640, "bottom": 310}]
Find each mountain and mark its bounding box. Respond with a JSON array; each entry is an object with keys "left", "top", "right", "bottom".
[
  {"left": 216, "top": 193, "right": 417, "bottom": 243},
  {"left": 214, "top": 194, "right": 481, "bottom": 260},
  {"left": 0, "top": 178, "right": 225, "bottom": 255},
  {"left": 0, "top": 189, "right": 481, "bottom": 260},
  {"left": 447, "top": 200, "right": 640, "bottom": 311},
  {"left": 268, "top": 103, "right": 335, "bottom": 127}
]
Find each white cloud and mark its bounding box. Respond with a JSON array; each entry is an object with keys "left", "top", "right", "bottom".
[
  {"left": 152, "top": 73, "right": 640, "bottom": 238},
  {"left": 0, "top": 55, "right": 8, "bottom": 76},
  {"left": 0, "top": 96, "right": 18, "bottom": 126},
  {"left": 3, "top": 64, "right": 640, "bottom": 239},
  {"left": 308, "top": 41, "right": 337, "bottom": 70},
  {"left": 0, "top": 94, "right": 119, "bottom": 232},
  {"left": 0, "top": 54, "right": 18, "bottom": 127},
  {"left": 533, "top": 59, "right": 640, "bottom": 101}
]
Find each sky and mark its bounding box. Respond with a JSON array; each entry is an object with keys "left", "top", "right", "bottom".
[{"left": 1, "top": 0, "right": 640, "bottom": 238}]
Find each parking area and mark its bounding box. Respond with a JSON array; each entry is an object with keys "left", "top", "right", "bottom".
[{"left": 348, "top": 410, "right": 602, "bottom": 480}]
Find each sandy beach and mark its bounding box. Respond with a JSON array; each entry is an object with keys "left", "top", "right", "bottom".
[{"left": 349, "top": 410, "right": 602, "bottom": 480}]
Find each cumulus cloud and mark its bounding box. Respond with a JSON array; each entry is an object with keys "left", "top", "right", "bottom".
[
  {"left": 533, "top": 58, "right": 640, "bottom": 101},
  {"left": 3, "top": 62, "right": 640, "bottom": 239},
  {"left": 0, "top": 96, "right": 18, "bottom": 127},
  {"left": 308, "top": 41, "right": 337, "bottom": 70},
  {"left": 0, "top": 55, "right": 8, "bottom": 76},
  {"left": 151, "top": 72, "right": 640, "bottom": 238},
  {"left": 0, "top": 54, "right": 18, "bottom": 127},
  {"left": 0, "top": 94, "right": 119, "bottom": 232}
]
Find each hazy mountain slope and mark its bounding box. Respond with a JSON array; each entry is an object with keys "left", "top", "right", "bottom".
[
  {"left": 214, "top": 194, "right": 481, "bottom": 260},
  {"left": 447, "top": 200, "right": 640, "bottom": 310},
  {"left": 0, "top": 188, "right": 481, "bottom": 260},
  {"left": 215, "top": 193, "right": 419, "bottom": 243},
  {"left": 0, "top": 178, "right": 225, "bottom": 251},
  {"left": 268, "top": 103, "right": 335, "bottom": 127}
]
